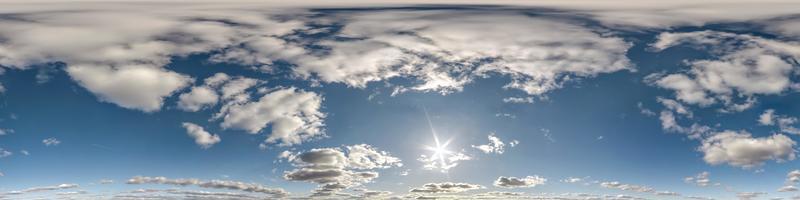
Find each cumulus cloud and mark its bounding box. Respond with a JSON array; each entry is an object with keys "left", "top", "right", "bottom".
[
  {"left": 181, "top": 122, "right": 221, "bottom": 148},
  {"left": 493, "top": 176, "right": 546, "bottom": 188},
  {"left": 409, "top": 182, "right": 484, "bottom": 193},
  {"left": 280, "top": 144, "right": 401, "bottom": 196},
  {"left": 289, "top": 10, "right": 631, "bottom": 96},
  {"left": 699, "top": 130, "right": 796, "bottom": 168},
  {"left": 125, "top": 176, "right": 288, "bottom": 198},
  {"left": 649, "top": 31, "right": 800, "bottom": 111},
  {"left": 67, "top": 64, "right": 192, "bottom": 112},
  {"left": 778, "top": 170, "right": 800, "bottom": 192},
  {"left": 42, "top": 137, "right": 61, "bottom": 146},
  {"left": 177, "top": 86, "right": 220, "bottom": 112},
  {"left": 216, "top": 87, "right": 325, "bottom": 147},
  {"left": 759, "top": 109, "right": 800, "bottom": 135},
  {"left": 0, "top": 148, "right": 11, "bottom": 158},
  {"left": 472, "top": 132, "right": 511, "bottom": 154},
  {"left": 0, "top": 4, "right": 303, "bottom": 112}
]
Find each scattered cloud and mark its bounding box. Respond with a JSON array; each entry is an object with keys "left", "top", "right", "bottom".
[
  {"left": 699, "top": 130, "right": 796, "bottom": 168},
  {"left": 409, "top": 182, "right": 484, "bottom": 193},
  {"left": 472, "top": 132, "right": 509, "bottom": 154},
  {"left": 493, "top": 176, "right": 546, "bottom": 188},
  {"left": 181, "top": 122, "right": 221, "bottom": 149},
  {"left": 0, "top": 148, "right": 11, "bottom": 158},
  {"left": 280, "top": 144, "right": 401, "bottom": 196},
  {"left": 418, "top": 150, "right": 472, "bottom": 173},
  {"left": 126, "top": 176, "right": 288, "bottom": 198},
  {"left": 600, "top": 181, "right": 655, "bottom": 193},
  {"left": 42, "top": 137, "right": 61, "bottom": 146},
  {"left": 649, "top": 31, "right": 800, "bottom": 112},
  {"left": 737, "top": 192, "right": 765, "bottom": 200},
  {"left": 5, "top": 183, "right": 78, "bottom": 195},
  {"left": 685, "top": 171, "right": 712, "bottom": 187},
  {"left": 759, "top": 109, "right": 800, "bottom": 135},
  {"left": 216, "top": 87, "right": 325, "bottom": 147}
]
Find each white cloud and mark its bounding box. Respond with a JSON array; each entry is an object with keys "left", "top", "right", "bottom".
[
  {"left": 216, "top": 87, "right": 324, "bottom": 147},
  {"left": 409, "top": 182, "right": 484, "bottom": 193},
  {"left": 778, "top": 170, "right": 800, "bottom": 192},
  {"left": 503, "top": 97, "right": 534, "bottom": 104},
  {"left": 126, "top": 176, "right": 288, "bottom": 198},
  {"left": 684, "top": 171, "right": 712, "bottom": 187},
  {"left": 699, "top": 130, "right": 796, "bottom": 168},
  {"left": 345, "top": 144, "right": 403, "bottom": 170},
  {"left": 600, "top": 181, "right": 655, "bottom": 193},
  {"left": 290, "top": 10, "right": 631, "bottom": 96},
  {"left": 0, "top": 4, "right": 303, "bottom": 112},
  {"left": 67, "top": 64, "right": 192, "bottom": 112},
  {"left": 472, "top": 132, "right": 507, "bottom": 154},
  {"left": 177, "top": 86, "right": 219, "bottom": 112},
  {"left": 181, "top": 122, "right": 221, "bottom": 149},
  {"left": 418, "top": 150, "right": 472, "bottom": 173},
  {"left": 649, "top": 31, "right": 800, "bottom": 111},
  {"left": 280, "top": 144, "right": 401, "bottom": 196},
  {"left": 493, "top": 176, "right": 546, "bottom": 188},
  {"left": 779, "top": 185, "right": 798, "bottom": 192},
  {"left": 758, "top": 109, "right": 800, "bottom": 135},
  {"left": 0, "top": 148, "right": 11, "bottom": 158},
  {"left": 42, "top": 137, "right": 61, "bottom": 146},
  {"left": 760, "top": 109, "right": 777, "bottom": 126},
  {"left": 737, "top": 192, "right": 765, "bottom": 200},
  {"left": 5, "top": 183, "right": 79, "bottom": 195}
]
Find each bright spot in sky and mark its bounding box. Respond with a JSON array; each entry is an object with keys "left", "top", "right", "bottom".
[{"left": 418, "top": 107, "right": 471, "bottom": 172}]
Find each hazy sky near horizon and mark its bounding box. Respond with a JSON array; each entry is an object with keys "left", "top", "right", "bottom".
[{"left": 1, "top": 1, "right": 800, "bottom": 199}]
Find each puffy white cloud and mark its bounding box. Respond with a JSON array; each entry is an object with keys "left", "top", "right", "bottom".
[
  {"left": 177, "top": 86, "right": 219, "bottom": 112},
  {"left": 181, "top": 122, "right": 221, "bottom": 149},
  {"left": 67, "top": 64, "right": 192, "bottom": 112},
  {"left": 0, "top": 4, "right": 303, "bottom": 112},
  {"left": 472, "top": 132, "right": 508, "bottom": 154},
  {"left": 658, "top": 109, "right": 712, "bottom": 139},
  {"left": 345, "top": 144, "right": 403, "bottom": 170},
  {"left": 280, "top": 144, "right": 401, "bottom": 196},
  {"left": 649, "top": 31, "right": 800, "bottom": 111},
  {"left": 699, "top": 130, "right": 796, "bottom": 168},
  {"left": 758, "top": 109, "right": 800, "bottom": 135},
  {"left": 289, "top": 10, "right": 631, "bottom": 96},
  {"left": 493, "top": 176, "right": 546, "bottom": 188},
  {"left": 658, "top": 97, "right": 692, "bottom": 117},
  {"left": 42, "top": 137, "right": 61, "bottom": 146},
  {"left": 216, "top": 87, "right": 324, "bottom": 147},
  {"left": 760, "top": 109, "right": 777, "bottom": 126},
  {"left": 779, "top": 185, "right": 798, "bottom": 192},
  {"left": 409, "top": 182, "right": 484, "bottom": 193},
  {"left": 125, "top": 176, "right": 288, "bottom": 198},
  {"left": 778, "top": 170, "right": 800, "bottom": 192}
]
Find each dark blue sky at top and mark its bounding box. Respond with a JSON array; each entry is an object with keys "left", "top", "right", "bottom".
[{"left": 0, "top": 5, "right": 799, "bottom": 199}]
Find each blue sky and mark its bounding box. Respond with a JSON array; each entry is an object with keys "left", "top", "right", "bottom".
[{"left": 0, "top": 1, "right": 800, "bottom": 199}]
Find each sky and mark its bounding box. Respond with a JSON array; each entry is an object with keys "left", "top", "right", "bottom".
[{"left": 0, "top": 1, "right": 799, "bottom": 199}]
